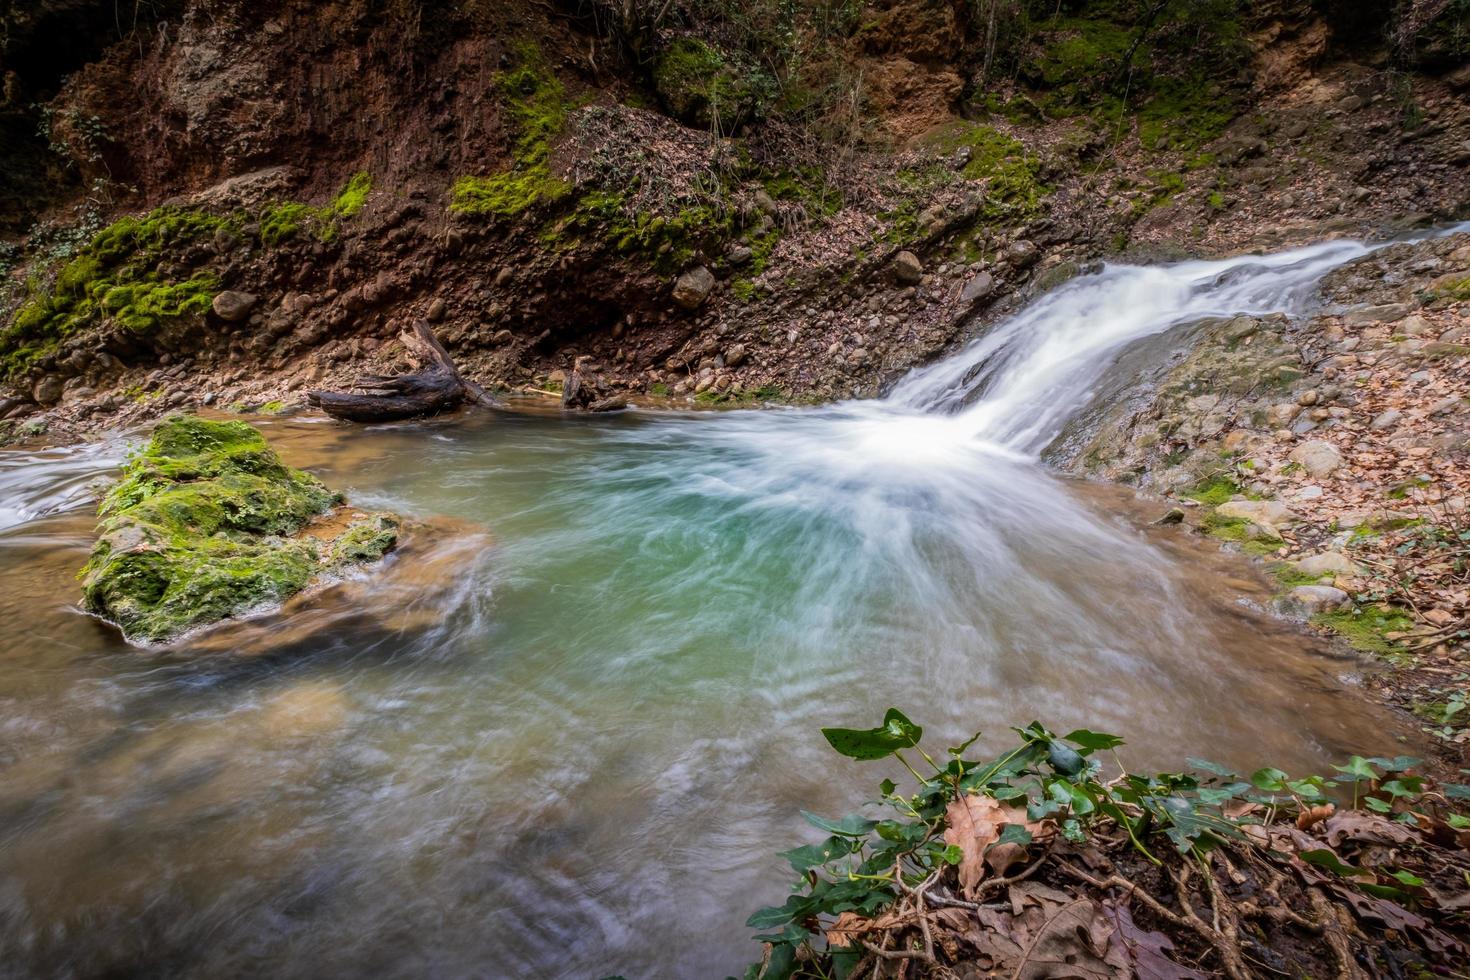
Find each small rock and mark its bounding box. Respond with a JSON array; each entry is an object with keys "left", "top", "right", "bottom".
[
  {"left": 1428, "top": 396, "right": 1461, "bottom": 416},
  {"left": 1294, "top": 551, "right": 1362, "bottom": 577},
  {"left": 960, "top": 271, "right": 995, "bottom": 304},
  {"left": 1370, "top": 408, "right": 1401, "bottom": 430},
  {"left": 491, "top": 329, "right": 514, "bottom": 345},
  {"left": 1216, "top": 499, "right": 1294, "bottom": 526},
  {"left": 211, "top": 291, "right": 258, "bottom": 323},
  {"left": 425, "top": 297, "right": 447, "bottom": 322},
  {"left": 1343, "top": 304, "right": 1409, "bottom": 327},
  {"left": 32, "top": 375, "right": 63, "bottom": 406},
  {"left": 672, "top": 266, "right": 716, "bottom": 310},
  {"left": 891, "top": 251, "right": 923, "bottom": 286},
  {"left": 1288, "top": 440, "right": 1344, "bottom": 478},
  {"left": 723, "top": 343, "right": 748, "bottom": 368},
  {"left": 727, "top": 245, "right": 753, "bottom": 265},
  {"left": 1298, "top": 389, "right": 1320, "bottom": 407},
  {"left": 1153, "top": 508, "right": 1185, "bottom": 526},
  {"left": 1006, "top": 240, "right": 1039, "bottom": 268},
  {"left": 1274, "top": 585, "right": 1350, "bottom": 618},
  {"left": 1222, "top": 317, "right": 1259, "bottom": 342}
]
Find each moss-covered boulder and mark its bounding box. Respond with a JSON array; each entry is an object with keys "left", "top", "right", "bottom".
[
  {"left": 652, "top": 37, "right": 774, "bottom": 134},
  {"left": 80, "top": 415, "right": 399, "bottom": 645}
]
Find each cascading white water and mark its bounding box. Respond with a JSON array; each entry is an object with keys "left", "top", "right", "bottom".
[{"left": 885, "top": 230, "right": 1463, "bottom": 452}]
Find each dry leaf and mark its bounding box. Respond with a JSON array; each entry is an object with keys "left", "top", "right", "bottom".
[
  {"left": 1297, "top": 802, "right": 1336, "bottom": 831},
  {"left": 825, "top": 911, "right": 870, "bottom": 949}
]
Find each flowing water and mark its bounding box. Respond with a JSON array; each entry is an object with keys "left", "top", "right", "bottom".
[{"left": 0, "top": 233, "right": 1455, "bottom": 978}]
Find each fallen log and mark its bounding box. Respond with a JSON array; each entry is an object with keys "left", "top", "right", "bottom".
[{"left": 307, "top": 320, "right": 497, "bottom": 423}]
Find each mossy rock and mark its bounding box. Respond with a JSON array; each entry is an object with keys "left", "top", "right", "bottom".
[
  {"left": 80, "top": 415, "right": 399, "bottom": 645},
  {"left": 652, "top": 37, "right": 775, "bottom": 133}
]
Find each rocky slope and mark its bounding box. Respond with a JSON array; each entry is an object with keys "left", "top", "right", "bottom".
[{"left": 1064, "top": 232, "right": 1470, "bottom": 760}]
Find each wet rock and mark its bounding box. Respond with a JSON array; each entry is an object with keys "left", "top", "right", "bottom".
[
  {"left": 32, "top": 374, "right": 63, "bottom": 406},
  {"left": 79, "top": 416, "right": 399, "bottom": 645},
  {"left": 1153, "top": 508, "right": 1186, "bottom": 526},
  {"left": 1274, "top": 585, "right": 1350, "bottom": 618},
  {"left": 211, "top": 290, "right": 258, "bottom": 323},
  {"left": 1288, "top": 439, "right": 1344, "bottom": 478},
  {"left": 672, "top": 266, "right": 715, "bottom": 310},
  {"left": 892, "top": 251, "right": 923, "bottom": 285},
  {"left": 587, "top": 395, "right": 628, "bottom": 413}
]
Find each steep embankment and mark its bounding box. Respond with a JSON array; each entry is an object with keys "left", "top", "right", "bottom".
[{"left": 1, "top": 0, "right": 1467, "bottom": 443}]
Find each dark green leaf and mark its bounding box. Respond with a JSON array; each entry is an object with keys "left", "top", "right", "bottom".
[
  {"left": 994, "top": 823, "right": 1033, "bottom": 849},
  {"left": 1250, "top": 767, "right": 1289, "bottom": 792},
  {"left": 947, "top": 730, "right": 984, "bottom": 757},
  {"left": 1367, "top": 755, "right": 1421, "bottom": 773},
  {"left": 879, "top": 778, "right": 896, "bottom": 797},
  {"left": 1063, "top": 729, "right": 1124, "bottom": 753},
  {"left": 801, "top": 811, "right": 879, "bottom": 838},
  {"left": 1333, "top": 756, "right": 1378, "bottom": 781},
  {"left": 822, "top": 709, "right": 923, "bottom": 761},
  {"left": 1299, "top": 849, "right": 1363, "bottom": 878},
  {"left": 1188, "top": 757, "right": 1237, "bottom": 778},
  {"left": 746, "top": 895, "right": 814, "bottom": 929},
  {"left": 1046, "top": 742, "right": 1087, "bottom": 776},
  {"left": 778, "top": 836, "right": 852, "bottom": 872},
  {"left": 1358, "top": 882, "right": 1408, "bottom": 901},
  {"left": 1364, "top": 796, "right": 1392, "bottom": 813}
]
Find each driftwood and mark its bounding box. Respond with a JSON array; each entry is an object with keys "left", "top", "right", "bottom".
[{"left": 307, "top": 320, "right": 497, "bottom": 423}]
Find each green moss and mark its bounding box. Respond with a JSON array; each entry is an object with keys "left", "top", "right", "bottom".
[
  {"left": 260, "top": 202, "right": 310, "bottom": 246},
  {"left": 925, "top": 123, "right": 1048, "bottom": 221},
  {"left": 1270, "top": 564, "right": 1331, "bottom": 589},
  {"left": 80, "top": 416, "right": 351, "bottom": 644},
  {"left": 649, "top": 382, "right": 672, "bottom": 397},
  {"left": 1184, "top": 474, "right": 1241, "bottom": 506},
  {"left": 0, "top": 207, "right": 229, "bottom": 377},
  {"left": 451, "top": 169, "right": 571, "bottom": 217},
  {"left": 555, "top": 188, "right": 734, "bottom": 274},
  {"left": 451, "top": 43, "right": 571, "bottom": 218},
  {"left": 652, "top": 37, "right": 774, "bottom": 133},
  {"left": 328, "top": 514, "right": 400, "bottom": 566},
  {"left": 331, "top": 171, "right": 372, "bottom": 217},
  {"left": 1314, "top": 605, "right": 1416, "bottom": 658},
  {"left": 1201, "top": 513, "right": 1278, "bottom": 556}
]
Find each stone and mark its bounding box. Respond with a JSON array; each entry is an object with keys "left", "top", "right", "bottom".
[
  {"left": 1297, "top": 389, "right": 1320, "bottom": 406},
  {"left": 1294, "top": 551, "right": 1362, "bottom": 577},
  {"left": 1007, "top": 240, "right": 1039, "bottom": 268},
  {"left": 1216, "top": 499, "right": 1293, "bottom": 526},
  {"left": 1153, "top": 508, "right": 1186, "bottom": 526},
  {"left": 892, "top": 251, "right": 923, "bottom": 285},
  {"left": 1274, "top": 585, "right": 1350, "bottom": 618},
  {"left": 672, "top": 266, "right": 715, "bottom": 310},
  {"left": 727, "top": 245, "right": 753, "bottom": 265},
  {"left": 752, "top": 190, "right": 777, "bottom": 214},
  {"left": 425, "top": 297, "right": 447, "bottom": 322},
  {"left": 723, "top": 343, "right": 748, "bottom": 368},
  {"left": 960, "top": 271, "right": 995, "bottom": 304},
  {"left": 1343, "top": 304, "right": 1409, "bottom": 327},
  {"left": 1288, "top": 440, "right": 1344, "bottom": 478},
  {"left": 211, "top": 291, "right": 258, "bottom": 323},
  {"left": 32, "top": 374, "right": 63, "bottom": 406},
  {"left": 1222, "top": 317, "right": 1259, "bottom": 342},
  {"left": 1428, "top": 396, "right": 1461, "bottom": 416},
  {"left": 1370, "top": 409, "right": 1401, "bottom": 430}
]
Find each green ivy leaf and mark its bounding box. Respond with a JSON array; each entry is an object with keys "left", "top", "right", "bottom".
[
  {"left": 1333, "top": 756, "right": 1379, "bottom": 781},
  {"left": 1446, "top": 783, "right": 1470, "bottom": 799},
  {"left": 1046, "top": 742, "right": 1087, "bottom": 776},
  {"left": 1299, "top": 849, "right": 1364, "bottom": 878},
  {"left": 879, "top": 778, "right": 896, "bottom": 797},
  {"left": 1063, "top": 729, "right": 1124, "bottom": 753},
  {"left": 1250, "top": 767, "right": 1289, "bottom": 792},
  {"left": 1391, "top": 869, "right": 1426, "bottom": 887},
  {"left": 995, "top": 823, "right": 1033, "bottom": 849},
  {"left": 1367, "top": 755, "right": 1421, "bottom": 773},
  {"left": 1188, "top": 758, "right": 1237, "bottom": 778},
  {"left": 801, "top": 811, "right": 879, "bottom": 838},
  {"left": 778, "top": 836, "right": 852, "bottom": 872},
  {"left": 746, "top": 895, "right": 815, "bottom": 929},
  {"left": 822, "top": 709, "right": 923, "bottom": 761},
  {"left": 1364, "top": 796, "right": 1392, "bottom": 813}
]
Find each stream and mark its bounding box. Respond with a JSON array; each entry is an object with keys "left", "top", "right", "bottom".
[{"left": 0, "top": 235, "right": 1448, "bottom": 978}]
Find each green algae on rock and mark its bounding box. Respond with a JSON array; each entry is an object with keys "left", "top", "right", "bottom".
[{"left": 79, "top": 415, "right": 400, "bottom": 645}]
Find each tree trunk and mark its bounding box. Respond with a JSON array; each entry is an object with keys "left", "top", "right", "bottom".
[{"left": 307, "top": 321, "right": 497, "bottom": 423}]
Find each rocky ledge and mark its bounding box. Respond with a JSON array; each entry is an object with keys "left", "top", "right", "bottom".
[{"left": 80, "top": 415, "right": 399, "bottom": 645}]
